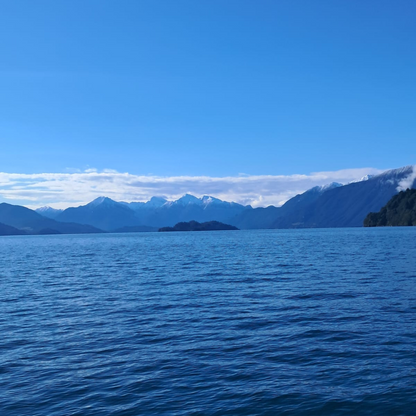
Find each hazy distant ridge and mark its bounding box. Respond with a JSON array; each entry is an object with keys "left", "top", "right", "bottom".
[{"left": 0, "top": 203, "right": 103, "bottom": 235}]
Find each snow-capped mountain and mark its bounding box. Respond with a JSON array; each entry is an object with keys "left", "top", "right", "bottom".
[
  {"left": 35, "top": 165, "right": 416, "bottom": 231},
  {"left": 45, "top": 194, "right": 250, "bottom": 231}
]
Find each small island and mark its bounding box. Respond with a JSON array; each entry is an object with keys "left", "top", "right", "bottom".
[{"left": 159, "top": 220, "right": 239, "bottom": 232}]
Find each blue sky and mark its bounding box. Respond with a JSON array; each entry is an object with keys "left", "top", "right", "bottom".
[{"left": 0, "top": 1, "right": 415, "bottom": 206}]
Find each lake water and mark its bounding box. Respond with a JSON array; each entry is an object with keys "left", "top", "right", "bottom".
[{"left": 1, "top": 228, "right": 415, "bottom": 415}]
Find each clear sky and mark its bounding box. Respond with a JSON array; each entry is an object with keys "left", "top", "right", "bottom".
[{"left": 0, "top": 1, "right": 415, "bottom": 206}]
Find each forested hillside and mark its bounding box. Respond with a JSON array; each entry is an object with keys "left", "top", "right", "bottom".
[{"left": 364, "top": 189, "right": 416, "bottom": 227}]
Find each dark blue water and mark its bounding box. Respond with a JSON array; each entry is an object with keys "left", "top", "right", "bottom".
[{"left": 1, "top": 228, "right": 415, "bottom": 415}]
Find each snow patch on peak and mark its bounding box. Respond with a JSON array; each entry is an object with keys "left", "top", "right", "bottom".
[
  {"left": 320, "top": 182, "right": 343, "bottom": 191},
  {"left": 307, "top": 182, "right": 343, "bottom": 194},
  {"left": 349, "top": 175, "right": 376, "bottom": 184},
  {"left": 359, "top": 174, "right": 374, "bottom": 182},
  {"left": 201, "top": 195, "right": 222, "bottom": 205}
]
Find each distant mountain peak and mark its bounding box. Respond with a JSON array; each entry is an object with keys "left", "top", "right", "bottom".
[
  {"left": 36, "top": 206, "right": 60, "bottom": 212},
  {"left": 146, "top": 196, "right": 168, "bottom": 207},
  {"left": 35, "top": 206, "right": 63, "bottom": 219},
  {"left": 175, "top": 194, "right": 203, "bottom": 205},
  {"left": 123, "top": 197, "right": 167, "bottom": 210},
  {"left": 88, "top": 196, "right": 118, "bottom": 207},
  {"left": 379, "top": 165, "right": 414, "bottom": 177}
]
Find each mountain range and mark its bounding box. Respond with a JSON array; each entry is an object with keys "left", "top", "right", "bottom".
[
  {"left": 0, "top": 203, "right": 102, "bottom": 235},
  {"left": 0, "top": 165, "right": 415, "bottom": 236},
  {"left": 43, "top": 194, "right": 250, "bottom": 231},
  {"left": 270, "top": 166, "right": 415, "bottom": 228}
]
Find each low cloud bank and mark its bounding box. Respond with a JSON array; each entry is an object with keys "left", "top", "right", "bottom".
[
  {"left": 0, "top": 167, "right": 385, "bottom": 209},
  {"left": 397, "top": 165, "right": 416, "bottom": 192}
]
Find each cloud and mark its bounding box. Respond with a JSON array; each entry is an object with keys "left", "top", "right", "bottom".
[
  {"left": 397, "top": 165, "right": 416, "bottom": 192},
  {"left": 0, "top": 167, "right": 386, "bottom": 209}
]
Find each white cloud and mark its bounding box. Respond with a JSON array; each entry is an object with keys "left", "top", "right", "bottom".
[
  {"left": 397, "top": 165, "right": 416, "bottom": 192},
  {"left": 0, "top": 167, "right": 386, "bottom": 209}
]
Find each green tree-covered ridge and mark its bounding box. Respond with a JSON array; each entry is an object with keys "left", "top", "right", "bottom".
[{"left": 364, "top": 188, "right": 416, "bottom": 227}]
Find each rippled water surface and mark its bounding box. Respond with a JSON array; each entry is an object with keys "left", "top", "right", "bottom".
[{"left": 1, "top": 228, "right": 416, "bottom": 415}]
